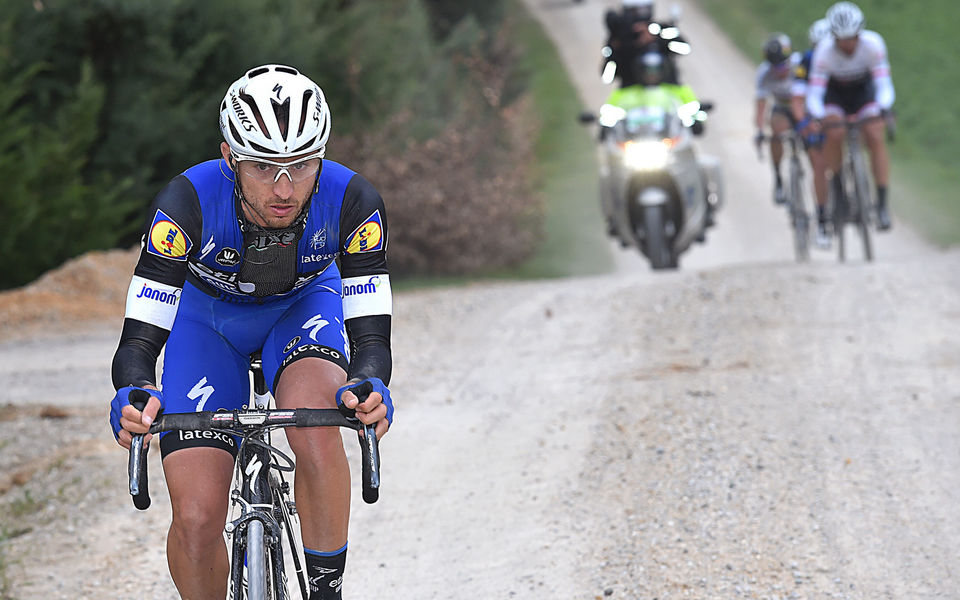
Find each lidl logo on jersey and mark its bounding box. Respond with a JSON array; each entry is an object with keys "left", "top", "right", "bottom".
[
  {"left": 344, "top": 210, "right": 384, "bottom": 254},
  {"left": 147, "top": 209, "right": 192, "bottom": 261}
]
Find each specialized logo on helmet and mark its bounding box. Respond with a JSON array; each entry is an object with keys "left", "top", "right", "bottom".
[
  {"left": 231, "top": 93, "right": 255, "bottom": 133},
  {"left": 344, "top": 210, "right": 384, "bottom": 254},
  {"left": 147, "top": 209, "right": 193, "bottom": 261}
]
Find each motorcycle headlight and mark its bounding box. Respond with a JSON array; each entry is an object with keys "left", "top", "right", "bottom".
[{"left": 622, "top": 140, "right": 670, "bottom": 170}]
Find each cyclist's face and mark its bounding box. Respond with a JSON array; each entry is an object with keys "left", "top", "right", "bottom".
[
  {"left": 221, "top": 142, "right": 316, "bottom": 229},
  {"left": 836, "top": 36, "right": 858, "bottom": 55}
]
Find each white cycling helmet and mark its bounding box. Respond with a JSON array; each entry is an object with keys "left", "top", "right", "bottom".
[
  {"left": 826, "top": 1, "right": 865, "bottom": 38},
  {"left": 623, "top": 0, "right": 653, "bottom": 7},
  {"left": 808, "top": 18, "right": 831, "bottom": 46},
  {"left": 219, "top": 64, "right": 331, "bottom": 159}
]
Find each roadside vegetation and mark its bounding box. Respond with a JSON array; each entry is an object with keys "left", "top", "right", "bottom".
[
  {"left": 695, "top": 0, "right": 959, "bottom": 245},
  {"left": 0, "top": 0, "right": 554, "bottom": 289}
]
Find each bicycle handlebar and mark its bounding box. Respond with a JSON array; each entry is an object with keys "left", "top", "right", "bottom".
[{"left": 127, "top": 407, "right": 381, "bottom": 510}]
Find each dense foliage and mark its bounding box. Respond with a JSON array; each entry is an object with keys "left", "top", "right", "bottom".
[{"left": 0, "top": 0, "right": 538, "bottom": 288}]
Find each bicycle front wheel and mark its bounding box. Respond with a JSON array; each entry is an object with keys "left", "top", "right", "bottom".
[
  {"left": 851, "top": 155, "right": 874, "bottom": 262},
  {"left": 789, "top": 157, "right": 809, "bottom": 262},
  {"left": 246, "top": 520, "right": 269, "bottom": 600}
]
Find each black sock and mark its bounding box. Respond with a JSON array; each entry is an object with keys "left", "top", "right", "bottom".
[
  {"left": 774, "top": 170, "right": 782, "bottom": 186},
  {"left": 877, "top": 185, "right": 888, "bottom": 207},
  {"left": 305, "top": 543, "right": 347, "bottom": 600},
  {"left": 817, "top": 204, "right": 827, "bottom": 224}
]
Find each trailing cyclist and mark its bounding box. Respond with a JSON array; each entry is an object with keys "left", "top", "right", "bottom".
[
  {"left": 753, "top": 32, "right": 802, "bottom": 205},
  {"left": 792, "top": 18, "right": 833, "bottom": 247},
  {"left": 805, "top": 1, "right": 895, "bottom": 230},
  {"left": 109, "top": 64, "right": 395, "bottom": 600}
]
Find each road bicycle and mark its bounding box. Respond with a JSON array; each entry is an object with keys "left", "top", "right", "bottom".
[
  {"left": 126, "top": 355, "right": 381, "bottom": 600},
  {"left": 757, "top": 129, "right": 811, "bottom": 262},
  {"left": 829, "top": 116, "right": 877, "bottom": 263}
]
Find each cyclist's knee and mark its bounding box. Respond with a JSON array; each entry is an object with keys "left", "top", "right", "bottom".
[
  {"left": 287, "top": 425, "right": 345, "bottom": 463},
  {"left": 170, "top": 503, "right": 228, "bottom": 557}
]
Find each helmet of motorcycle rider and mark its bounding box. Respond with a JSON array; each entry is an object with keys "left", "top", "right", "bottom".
[
  {"left": 219, "top": 64, "right": 331, "bottom": 160},
  {"left": 808, "top": 18, "right": 832, "bottom": 46},
  {"left": 636, "top": 51, "right": 665, "bottom": 86},
  {"left": 826, "top": 1, "right": 865, "bottom": 39},
  {"left": 763, "top": 33, "right": 792, "bottom": 65},
  {"left": 622, "top": 0, "right": 654, "bottom": 22}
]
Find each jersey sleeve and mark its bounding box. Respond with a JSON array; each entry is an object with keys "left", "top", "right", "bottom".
[
  {"left": 867, "top": 32, "right": 895, "bottom": 109},
  {"left": 805, "top": 44, "right": 829, "bottom": 118},
  {"left": 755, "top": 63, "right": 770, "bottom": 99},
  {"left": 111, "top": 175, "right": 202, "bottom": 389},
  {"left": 338, "top": 173, "right": 393, "bottom": 384}
]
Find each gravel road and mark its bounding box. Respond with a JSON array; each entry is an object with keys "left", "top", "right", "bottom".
[{"left": 1, "top": 1, "right": 958, "bottom": 599}]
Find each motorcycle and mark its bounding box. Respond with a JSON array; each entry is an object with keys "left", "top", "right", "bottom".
[{"left": 580, "top": 88, "right": 722, "bottom": 270}]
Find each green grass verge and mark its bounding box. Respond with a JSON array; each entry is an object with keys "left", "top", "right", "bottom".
[
  {"left": 503, "top": 0, "right": 614, "bottom": 278},
  {"left": 396, "top": 1, "right": 613, "bottom": 291},
  {"left": 694, "top": 0, "right": 960, "bottom": 246}
]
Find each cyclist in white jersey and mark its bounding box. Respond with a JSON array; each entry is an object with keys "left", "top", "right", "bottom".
[
  {"left": 754, "top": 32, "right": 802, "bottom": 205},
  {"left": 792, "top": 18, "right": 833, "bottom": 247},
  {"left": 805, "top": 1, "right": 895, "bottom": 230}
]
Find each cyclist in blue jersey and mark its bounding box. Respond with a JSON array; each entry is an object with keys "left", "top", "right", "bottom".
[
  {"left": 109, "top": 64, "right": 394, "bottom": 600},
  {"left": 793, "top": 18, "right": 833, "bottom": 247}
]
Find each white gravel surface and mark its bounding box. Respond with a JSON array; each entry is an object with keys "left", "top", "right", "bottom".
[{"left": 1, "top": 1, "right": 958, "bottom": 599}]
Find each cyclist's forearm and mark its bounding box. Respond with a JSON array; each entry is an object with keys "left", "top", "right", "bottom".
[
  {"left": 112, "top": 319, "right": 169, "bottom": 389},
  {"left": 874, "top": 75, "right": 895, "bottom": 110},
  {"left": 345, "top": 314, "right": 392, "bottom": 385},
  {"left": 805, "top": 83, "right": 826, "bottom": 119}
]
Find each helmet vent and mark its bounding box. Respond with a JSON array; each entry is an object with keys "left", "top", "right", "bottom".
[
  {"left": 228, "top": 121, "right": 246, "bottom": 148},
  {"left": 276, "top": 66, "right": 299, "bottom": 76},
  {"left": 293, "top": 137, "right": 316, "bottom": 154},
  {"left": 247, "top": 67, "right": 270, "bottom": 78},
  {"left": 272, "top": 97, "right": 291, "bottom": 141},
  {"left": 297, "top": 90, "right": 313, "bottom": 137},
  {"left": 239, "top": 92, "right": 270, "bottom": 139}
]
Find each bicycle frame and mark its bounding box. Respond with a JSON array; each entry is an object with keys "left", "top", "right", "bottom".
[{"left": 831, "top": 117, "right": 875, "bottom": 262}]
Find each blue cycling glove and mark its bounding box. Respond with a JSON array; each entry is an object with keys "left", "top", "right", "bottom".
[
  {"left": 336, "top": 378, "right": 394, "bottom": 426},
  {"left": 109, "top": 386, "right": 163, "bottom": 440}
]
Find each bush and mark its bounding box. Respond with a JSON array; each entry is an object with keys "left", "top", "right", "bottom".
[{"left": 0, "top": 0, "right": 540, "bottom": 288}]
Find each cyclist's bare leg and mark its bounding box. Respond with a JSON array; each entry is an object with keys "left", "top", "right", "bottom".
[
  {"left": 274, "top": 357, "right": 350, "bottom": 552},
  {"left": 821, "top": 114, "right": 845, "bottom": 175},
  {"left": 862, "top": 117, "right": 889, "bottom": 187},
  {"left": 162, "top": 447, "right": 235, "bottom": 600},
  {"left": 807, "top": 144, "right": 828, "bottom": 209},
  {"left": 769, "top": 111, "right": 789, "bottom": 168}
]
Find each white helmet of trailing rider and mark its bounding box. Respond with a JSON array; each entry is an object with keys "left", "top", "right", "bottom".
[
  {"left": 219, "top": 64, "right": 331, "bottom": 160},
  {"left": 623, "top": 0, "right": 653, "bottom": 7},
  {"left": 808, "top": 18, "right": 832, "bottom": 46},
  {"left": 826, "top": 1, "right": 865, "bottom": 39}
]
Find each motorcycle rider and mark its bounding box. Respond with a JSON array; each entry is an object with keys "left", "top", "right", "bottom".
[
  {"left": 599, "top": 52, "right": 708, "bottom": 235},
  {"left": 601, "top": 0, "right": 691, "bottom": 87},
  {"left": 806, "top": 1, "right": 895, "bottom": 230},
  {"left": 754, "top": 32, "right": 802, "bottom": 205},
  {"left": 793, "top": 18, "right": 833, "bottom": 247}
]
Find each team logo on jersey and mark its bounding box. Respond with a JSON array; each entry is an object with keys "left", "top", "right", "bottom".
[
  {"left": 147, "top": 209, "right": 192, "bottom": 261},
  {"left": 344, "top": 211, "right": 384, "bottom": 254},
  {"left": 215, "top": 247, "right": 241, "bottom": 267}
]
